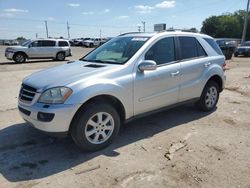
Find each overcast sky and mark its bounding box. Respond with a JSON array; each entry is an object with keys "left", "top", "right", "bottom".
[{"left": 0, "top": 0, "right": 247, "bottom": 39}]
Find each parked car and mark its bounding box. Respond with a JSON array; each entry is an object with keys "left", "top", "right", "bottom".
[
  {"left": 18, "top": 32, "right": 226, "bottom": 151},
  {"left": 234, "top": 41, "right": 250, "bottom": 57},
  {"left": 3, "top": 40, "right": 11, "bottom": 45},
  {"left": 215, "top": 38, "right": 237, "bottom": 60},
  {"left": 5, "top": 39, "right": 71, "bottom": 63},
  {"left": 83, "top": 38, "right": 106, "bottom": 47}
]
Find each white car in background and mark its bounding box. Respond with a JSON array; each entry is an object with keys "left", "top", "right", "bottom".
[{"left": 5, "top": 39, "right": 71, "bottom": 63}]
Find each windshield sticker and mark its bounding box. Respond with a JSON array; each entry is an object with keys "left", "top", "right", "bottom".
[{"left": 131, "top": 37, "right": 148, "bottom": 41}]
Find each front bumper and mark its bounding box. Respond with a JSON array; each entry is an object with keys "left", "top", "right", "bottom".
[
  {"left": 5, "top": 51, "right": 14, "bottom": 60},
  {"left": 18, "top": 101, "right": 81, "bottom": 137}
]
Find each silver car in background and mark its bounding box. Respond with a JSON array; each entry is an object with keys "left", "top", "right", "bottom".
[
  {"left": 5, "top": 39, "right": 71, "bottom": 63},
  {"left": 18, "top": 31, "right": 226, "bottom": 151}
]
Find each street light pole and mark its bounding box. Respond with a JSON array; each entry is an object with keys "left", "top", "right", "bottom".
[
  {"left": 45, "top": 20, "right": 49, "bottom": 38},
  {"left": 142, "top": 21, "right": 146, "bottom": 32},
  {"left": 242, "top": 0, "right": 250, "bottom": 43},
  {"left": 67, "top": 21, "right": 70, "bottom": 39}
]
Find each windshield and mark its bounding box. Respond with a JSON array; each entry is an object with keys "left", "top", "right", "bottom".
[
  {"left": 21, "top": 40, "right": 31, "bottom": 46},
  {"left": 240, "top": 42, "right": 250, "bottom": 47},
  {"left": 81, "top": 36, "right": 149, "bottom": 64}
]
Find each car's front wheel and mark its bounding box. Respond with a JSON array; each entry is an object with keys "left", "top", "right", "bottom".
[
  {"left": 71, "top": 102, "right": 120, "bottom": 151},
  {"left": 13, "top": 52, "right": 26, "bottom": 63},
  {"left": 196, "top": 81, "right": 219, "bottom": 112}
]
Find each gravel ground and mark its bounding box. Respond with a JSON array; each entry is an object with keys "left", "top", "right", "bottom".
[{"left": 0, "top": 45, "right": 250, "bottom": 188}]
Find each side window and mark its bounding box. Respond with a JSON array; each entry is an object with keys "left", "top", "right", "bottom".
[
  {"left": 31, "top": 40, "right": 43, "bottom": 47},
  {"left": 204, "top": 38, "right": 223, "bottom": 55},
  {"left": 179, "top": 37, "right": 207, "bottom": 60},
  {"left": 42, "top": 40, "right": 56, "bottom": 47},
  {"left": 145, "top": 37, "right": 176, "bottom": 65},
  {"left": 196, "top": 40, "right": 207, "bottom": 57},
  {"left": 179, "top": 37, "right": 197, "bottom": 59},
  {"left": 58, "top": 41, "right": 69, "bottom": 47}
]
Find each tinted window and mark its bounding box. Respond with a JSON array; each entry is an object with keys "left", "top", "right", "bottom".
[
  {"left": 42, "top": 40, "right": 56, "bottom": 47},
  {"left": 204, "top": 38, "right": 223, "bottom": 55},
  {"left": 179, "top": 37, "right": 197, "bottom": 59},
  {"left": 196, "top": 40, "right": 207, "bottom": 57},
  {"left": 31, "top": 40, "right": 43, "bottom": 47},
  {"left": 58, "top": 41, "right": 69, "bottom": 47},
  {"left": 145, "top": 37, "right": 176, "bottom": 65},
  {"left": 179, "top": 37, "right": 207, "bottom": 59}
]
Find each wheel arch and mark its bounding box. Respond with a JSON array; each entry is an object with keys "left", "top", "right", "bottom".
[
  {"left": 206, "top": 75, "right": 223, "bottom": 92},
  {"left": 14, "top": 51, "right": 28, "bottom": 58},
  {"left": 69, "top": 94, "right": 126, "bottom": 133}
]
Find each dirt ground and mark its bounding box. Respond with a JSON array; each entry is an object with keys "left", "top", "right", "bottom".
[{"left": 0, "top": 46, "right": 250, "bottom": 188}]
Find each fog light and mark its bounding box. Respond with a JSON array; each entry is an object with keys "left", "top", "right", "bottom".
[{"left": 37, "top": 112, "right": 55, "bottom": 122}]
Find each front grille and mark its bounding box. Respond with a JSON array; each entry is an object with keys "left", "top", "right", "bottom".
[{"left": 19, "top": 84, "right": 37, "bottom": 103}]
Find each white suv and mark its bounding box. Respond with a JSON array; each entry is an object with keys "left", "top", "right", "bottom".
[
  {"left": 18, "top": 31, "right": 226, "bottom": 151},
  {"left": 5, "top": 39, "right": 71, "bottom": 63}
]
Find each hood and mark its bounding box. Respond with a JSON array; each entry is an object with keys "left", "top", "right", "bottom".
[
  {"left": 8, "top": 45, "right": 28, "bottom": 50},
  {"left": 23, "top": 61, "right": 119, "bottom": 91},
  {"left": 84, "top": 40, "right": 93, "bottom": 43}
]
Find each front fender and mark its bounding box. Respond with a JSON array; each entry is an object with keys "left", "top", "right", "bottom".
[{"left": 65, "top": 79, "right": 133, "bottom": 119}]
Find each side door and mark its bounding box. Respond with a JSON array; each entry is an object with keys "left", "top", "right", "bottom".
[
  {"left": 40, "top": 40, "right": 56, "bottom": 57},
  {"left": 178, "top": 36, "right": 210, "bottom": 101},
  {"left": 134, "top": 37, "right": 181, "bottom": 115},
  {"left": 27, "top": 40, "right": 43, "bottom": 58}
]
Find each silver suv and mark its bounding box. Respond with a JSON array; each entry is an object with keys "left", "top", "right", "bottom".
[
  {"left": 5, "top": 39, "right": 71, "bottom": 63},
  {"left": 18, "top": 32, "right": 226, "bottom": 151}
]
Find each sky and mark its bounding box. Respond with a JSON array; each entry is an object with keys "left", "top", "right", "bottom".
[{"left": 0, "top": 0, "right": 247, "bottom": 39}]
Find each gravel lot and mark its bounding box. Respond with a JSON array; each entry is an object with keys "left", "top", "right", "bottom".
[{"left": 0, "top": 45, "right": 250, "bottom": 188}]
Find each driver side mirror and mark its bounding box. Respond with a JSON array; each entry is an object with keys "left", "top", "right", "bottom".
[{"left": 138, "top": 60, "right": 157, "bottom": 72}]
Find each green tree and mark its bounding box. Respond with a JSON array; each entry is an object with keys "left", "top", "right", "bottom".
[{"left": 201, "top": 10, "right": 250, "bottom": 40}]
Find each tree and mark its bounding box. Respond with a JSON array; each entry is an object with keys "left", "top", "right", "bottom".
[
  {"left": 16, "top": 36, "right": 26, "bottom": 40},
  {"left": 201, "top": 10, "right": 250, "bottom": 40}
]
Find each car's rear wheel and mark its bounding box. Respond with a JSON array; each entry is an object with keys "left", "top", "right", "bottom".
[
  {"left": 71, "top": 102, "right": 120, "bottom": 151},
  {"left": 196, "top": 81, "right": 219, "bottom": 112},
  {"left": 13, "top": 52, "right": 26, "bottom": 63},
  {"left": 56, "top": 52, "right": 65, "bottom": 61}
]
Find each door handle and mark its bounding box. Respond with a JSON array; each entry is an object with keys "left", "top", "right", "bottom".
[
  {"left": 204, "top": 62, "right": 211, "bottom": 67},
  {"left": 170, "top": 71, "right": 180, "bottom": 77}
]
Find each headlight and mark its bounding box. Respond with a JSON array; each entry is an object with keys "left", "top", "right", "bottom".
[{"left": 38, "top": 87, "right": 72, "bottom": 104}]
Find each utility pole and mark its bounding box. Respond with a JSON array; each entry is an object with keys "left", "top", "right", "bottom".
[
  {"left": 142, "top": 21, "right": 146, "bottom": 32},
  {"left": 36, "top": 33, "right": 38, "bottom": 39},
  {"left": 99, "top": 29, "right": 102, "bottom": 39},
  {"left": 138, "top": 25, "right": 141, "bottom": 32},
  {"left": 45, "top": 20, "right": 49, "bottom": 38},
  {"left": 67, "top": 21, "right": 70, "bottom": 39},
  {"left": 242, "top": 0, "right": 250, "bottom": 43}
]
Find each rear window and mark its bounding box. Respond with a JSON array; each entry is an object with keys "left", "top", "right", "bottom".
[
  {"left": 179, "top": 36, "right": 207, "bottom": 60},
  {"left": 58, "top": 41, "right": 69, "bottom": 47},
  {"left": 204, "top": 38, "right": 223, "bottom": 55}
]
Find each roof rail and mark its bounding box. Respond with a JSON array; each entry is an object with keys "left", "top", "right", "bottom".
[{"left": 118, "top": 32, "right": 142, "bottom": 36}]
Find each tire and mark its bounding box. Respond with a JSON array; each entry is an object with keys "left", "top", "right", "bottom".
[
  {"left": 13, "top": 52, "right": 26, "bottom": 63},
  {"left": 234, "top": 53, "right": 238, "bottom": 57},
  {"left": 196, "top": 81, "right": 219, "bottom": 112},
  {"left": 225, "top": 53, "right": 232, "bottom": 60},
  {"left": 71, "top": 102, "right": 121, "bottom": 151},
  {"left": 56, "top": 52, "right": 65, "bottom": 61},
  {"left": 90, "top": 43, "right": 94, "bottom": 48}
]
